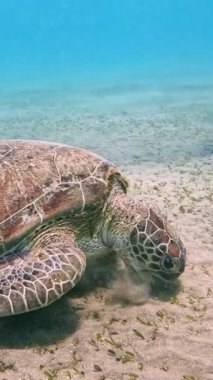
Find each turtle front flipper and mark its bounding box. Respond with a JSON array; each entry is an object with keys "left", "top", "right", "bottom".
[{"left": 0, "top": 231, "right": 86, "bottom": 316}]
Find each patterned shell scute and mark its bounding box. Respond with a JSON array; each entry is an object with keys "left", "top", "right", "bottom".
[{"left": 0, "top": 140, "right": 122, "bottom": 246}]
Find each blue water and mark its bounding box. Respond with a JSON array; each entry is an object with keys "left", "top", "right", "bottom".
[
  {"left": 0, "top": 1, "right": 212, "bottom": 165},
  {"left": 0, "top": 0, "right": 213, "bottom": 90}
]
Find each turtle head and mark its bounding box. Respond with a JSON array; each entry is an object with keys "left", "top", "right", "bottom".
[
  {"left": 123, "top": 203, "right": 186, "bottom": 281},
  {"left": 102, "top": 186, "right": 186, "bottom": 282}
]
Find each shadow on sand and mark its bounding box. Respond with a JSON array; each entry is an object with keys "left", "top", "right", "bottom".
[{"left": 0, "top": 296, "right": 79, "bottom": 348}]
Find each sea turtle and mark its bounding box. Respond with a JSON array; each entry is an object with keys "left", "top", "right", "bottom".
[{"left": 0, "top": 140, "right": 186, "bottom": 316}]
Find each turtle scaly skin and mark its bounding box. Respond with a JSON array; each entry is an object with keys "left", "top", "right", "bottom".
[{"left": 0, "top": 140, "right": 186, "bottom": 316}]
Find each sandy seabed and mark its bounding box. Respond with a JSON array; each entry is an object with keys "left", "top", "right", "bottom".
[{"left": 0, "top": 83, "right": 212, "bottom": 380}]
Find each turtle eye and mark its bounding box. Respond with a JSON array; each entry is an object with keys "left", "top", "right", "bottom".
[{"left": 162, "top": 255, "right": 173, "bottom": 269}]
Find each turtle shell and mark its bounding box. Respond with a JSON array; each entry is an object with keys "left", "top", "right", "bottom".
[{"left": 0, "top": 140, "right": 127, "bottom": 251}]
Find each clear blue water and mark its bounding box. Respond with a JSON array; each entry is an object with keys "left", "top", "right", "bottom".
[
  {"left": 0, "top": 0, "right": 213, "bottom": 90},
  {"left": 0, "top": 1, "right": 212, "bottom": 164}
]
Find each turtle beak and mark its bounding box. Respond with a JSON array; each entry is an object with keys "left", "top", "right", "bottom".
[{"left": 178, "top": 252, "right": 186, "bottom": 274}]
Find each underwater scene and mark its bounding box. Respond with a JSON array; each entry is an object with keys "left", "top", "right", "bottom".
[{"left": 0, "top": 1, "right": 212, "bottom": 380}]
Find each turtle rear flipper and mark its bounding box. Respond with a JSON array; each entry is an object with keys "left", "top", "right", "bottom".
[{"left": 0, "top": 231, "right": 86, "bottom": 316}]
